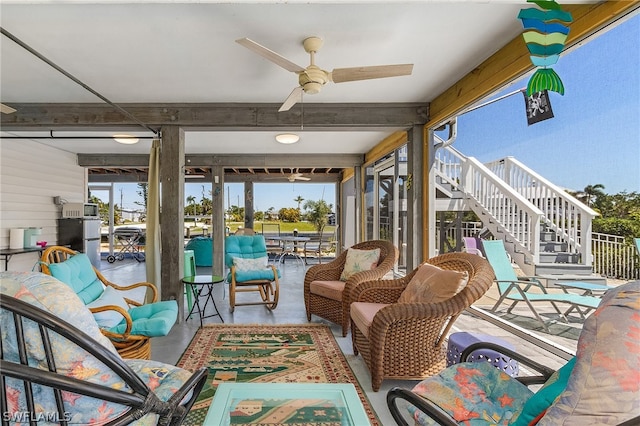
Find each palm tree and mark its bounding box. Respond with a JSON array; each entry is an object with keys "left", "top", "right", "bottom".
[
  {"left": 294, "top": 195, "right": 305, "bottom": 210},
  {"left": 186, "top": 195, "right": 197, "bottom": 216},
  {"left": 579, "top": 184, "right": 606, "bottom": 207}
]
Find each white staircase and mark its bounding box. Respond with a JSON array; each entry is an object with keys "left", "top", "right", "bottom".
[{"left": 434, "top": 146, "right": 601, "bottom": 283}]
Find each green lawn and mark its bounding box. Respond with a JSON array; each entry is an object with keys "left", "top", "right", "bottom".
[{"left": 227, "top": 221, "right": 335, "bottom": 235}]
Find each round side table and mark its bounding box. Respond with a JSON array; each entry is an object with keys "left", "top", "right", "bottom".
[{"left": 181, "top": 274, "right": 225, "bottom": 326}]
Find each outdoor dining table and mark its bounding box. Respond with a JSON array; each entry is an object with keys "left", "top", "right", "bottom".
[{"left": 270, "top": 236, "right": 310, "bottom": 266}]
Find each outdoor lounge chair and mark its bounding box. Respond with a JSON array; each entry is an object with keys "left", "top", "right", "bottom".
[
  {"left": 386, "top": 280, "right": 640, "bottom": 426},
  {"left": 482, "top": 239, "right": 601, "bottom": 331},
  {"left": 1, "top": 271, "right": 207, "bottom": 425}
]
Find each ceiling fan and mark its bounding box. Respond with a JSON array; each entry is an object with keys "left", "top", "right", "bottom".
[
  {"left": 266, "top": 170, "right": 312, "bottom": 182},
  {"left": 1, "top": 103, "right": 16, "bottom": 114},
  {"left": 236, "top": 36, "right": 413, "bottom": 112}
]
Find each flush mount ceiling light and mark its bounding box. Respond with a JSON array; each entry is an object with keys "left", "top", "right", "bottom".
[
  {"left": 275, "top": 133, "right": 300, "bottom": 144},
  {"left": 113, "top": 134, "right": 140, "bottom": 144}
]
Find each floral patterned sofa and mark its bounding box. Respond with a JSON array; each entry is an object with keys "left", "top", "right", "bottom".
[
  {"left": 387, "top": 280, "right": 640, "bottom": 426},
  {"left": 0, "top": 271, "right": 207, "bottom": 425}
]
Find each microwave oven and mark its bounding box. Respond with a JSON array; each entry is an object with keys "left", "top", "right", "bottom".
[{"left": 62, "top": 203, "right": 99, "bottom": 218}]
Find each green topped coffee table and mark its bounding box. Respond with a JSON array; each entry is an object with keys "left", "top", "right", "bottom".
[{"left": 204, "top": 383, "right": 371, "bottom": 425}]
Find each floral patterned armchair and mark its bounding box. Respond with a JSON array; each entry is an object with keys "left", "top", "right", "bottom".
[
  {"left": 387, "top": 280, "right": 640, "bottom": 426},
  {"left": 1, "top": 271, "right": 207, "bottom": 425}
]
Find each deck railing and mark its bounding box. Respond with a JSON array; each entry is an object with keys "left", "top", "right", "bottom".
[
  {"left": 435, "top": 146, "right": 543, "bottom": 264},
  {"left": 592, "top": 233, "right": 640, "bottom": 280},
  {"left": 485, "top": 156, "right": 597, "bottom": 266}
]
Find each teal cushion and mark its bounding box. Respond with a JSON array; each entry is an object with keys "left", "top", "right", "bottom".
[
  {"left": 509, "top": 357, "right": 576, "bottom": 426},
  {"left": 232, "top": 268, "right": 280, "bottom": 282},
  {"left": 47, "top": 253, "right": 104, "bottom": 304},
  {"left": 109, "top": 300, "right": 177, "bottom": 337},
  {"left": 224, "top": 235, "right": 268, "bottom": 268}
]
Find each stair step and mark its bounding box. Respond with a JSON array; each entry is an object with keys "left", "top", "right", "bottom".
[
  {"left": 534, "top": 263, "right": 593, "bottom": 277},
  {"left": 539, "top": 252, "right": 580, "bottom": 263},
  {"left": 540, "top": 231, "right": 555, "bottom": 242},
  {"left": 540, "top": 241, "right": 567, "bottom": 252}
]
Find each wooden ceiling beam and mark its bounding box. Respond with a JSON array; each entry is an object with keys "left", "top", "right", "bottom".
[{"left": 1, "top": 103, "right": 428, "bottom": 131}]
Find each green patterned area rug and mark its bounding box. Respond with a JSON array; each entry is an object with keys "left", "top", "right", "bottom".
[{"left": 176, "top": 323, "right": 380, "bottom": 425}]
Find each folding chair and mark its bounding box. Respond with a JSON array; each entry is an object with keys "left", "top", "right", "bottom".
[{"left": 482, "top": 239, "right": 600, "bottom": 331}]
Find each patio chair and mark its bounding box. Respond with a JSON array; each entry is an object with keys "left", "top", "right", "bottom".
[
  {"left": 350, "top": 252, "right": 494, "bottom": 391},
  {"left": 304, "top": 239, "right": 398, "bottom": 336},
  {"left": 303, "top": 225, "right": 339, "bottom": 264},
  {"left": 40, "top": 246, "right": 178, "bottom": 359},
  {"left": 386, "top": 280, "right": 640, "bottom": 426},
  {"left": 225, "top": 233, "right": 280, "bottom": 312},
  {"left": 482, "top": 239, "right": 600, "bottom": 331},
  {"left": 462, "top": 236, "right": 484, "bottom": 257},
  {"left": 1, "top": 271, "right": 207, "bottom": 425}
]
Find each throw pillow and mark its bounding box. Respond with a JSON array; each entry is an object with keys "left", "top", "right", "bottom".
[
  {"left": 340, "top": 248, "right": 381, "bottom": 281},
  {"left": 398, "top": 263, "right": 469, "bottom": 303},
  {"left": 509, "top": 357, "right": 576, "bottom": 426},
  {"left": 233, "top": 256, "right": 269, "bottom": 272},
  {"left": 85, "top": 285, "right": 130, "bottom": 328}
]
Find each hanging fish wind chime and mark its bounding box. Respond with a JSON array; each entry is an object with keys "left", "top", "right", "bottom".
[{"left": 518, "top": 0, "right": 573, "bottom": 96}]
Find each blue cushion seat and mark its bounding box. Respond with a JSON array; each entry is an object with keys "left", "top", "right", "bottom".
[
  {"left": 110, "top": 300, "right": 178, "bottom": 337},
  {"left": 43, "top": 250, "right": 176, "bottom": 347}
]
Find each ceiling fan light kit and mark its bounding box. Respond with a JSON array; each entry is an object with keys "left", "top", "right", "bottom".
[
  {"left": 236, "top": 36, "right": 413, "bottom": 112},
  {"left": 275, "top": 133, "right": 300, "bottom": 144}
]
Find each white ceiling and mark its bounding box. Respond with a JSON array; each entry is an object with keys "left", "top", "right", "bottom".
[{"left": 0, "top": 1, "right": 596, "bottom": 156}]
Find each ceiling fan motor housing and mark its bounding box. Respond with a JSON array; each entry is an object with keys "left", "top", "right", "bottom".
[{"left": 299, "top": 65, "right": 328, "bottom": 94}]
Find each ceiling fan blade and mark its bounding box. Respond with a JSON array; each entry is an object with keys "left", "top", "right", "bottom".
[
  {"left": 236, "top": 38, "right": 305, "bottom": 73},
  {"left": 278, "top": 86, "right": 303, "bottom": 112},
  {"left": 330, "top": 64, "right": 413, "bottom": 83},
  {"left": 1, "top": 103, "right": 16, "bottom": 114},
  {"left": 295, "top": 176, "right": 311, "bottom": 181}
]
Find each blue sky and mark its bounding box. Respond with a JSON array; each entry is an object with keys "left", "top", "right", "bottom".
[
  {"left": 101, "top": 13, "right": 638, "bottom": 211},
  {"left": 450, "top": 13, "right": 639, "bottom": 195}
]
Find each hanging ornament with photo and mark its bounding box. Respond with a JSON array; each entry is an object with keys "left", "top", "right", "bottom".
[{"left": 518, "top": 0, "right": 573, "bottom": 97}]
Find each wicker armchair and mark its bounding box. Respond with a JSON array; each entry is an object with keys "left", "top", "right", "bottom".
[
  {"left": 350, "top": 252, "right": 494, "bottom": 391},
  {"left": 40, "top": 245, "right": 177, "bottom": 359},
  {"left": 304, "top": 239, "right": 398, "bottom": 336}
]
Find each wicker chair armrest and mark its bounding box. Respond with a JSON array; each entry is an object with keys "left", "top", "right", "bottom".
[
  {"left": 305, "top": 261, "right": 346, "bottom": 281},
  {"left": 89, "top": 305, "right": 133, "bottom": 338},
  {"left": 372, "top": 302, "right": 454, "bottom": 324},
  {"left": 350, "top": 278, "right": 409, "bottom": 304},
  {"left": 96, "top": 269, "right": 159, "bottom": 303}
]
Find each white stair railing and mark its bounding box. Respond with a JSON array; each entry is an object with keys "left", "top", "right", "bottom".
[
  {"left": 435, "top": 146, "right": 543, "bottom": 265},
  {"left": 485, "top": 157, "right": 597, "bottom": 266}
]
